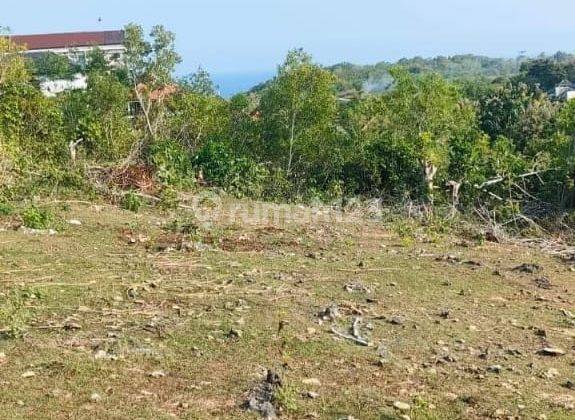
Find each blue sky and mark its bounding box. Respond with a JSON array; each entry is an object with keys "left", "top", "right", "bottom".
[{"left": 4, "top": 0, "right": 575, "bottom": 76}]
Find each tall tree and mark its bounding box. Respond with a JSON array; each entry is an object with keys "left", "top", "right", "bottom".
[
  {"left": 259, "top": 49, "right": 338, "bottom": 187},
  {"left": 122, "top": 24, "right": 181, "bottom": 160}
]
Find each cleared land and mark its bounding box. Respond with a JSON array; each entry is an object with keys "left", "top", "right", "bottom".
[{"left": 1, "top": 197, "right": 575, "bottom": 419}]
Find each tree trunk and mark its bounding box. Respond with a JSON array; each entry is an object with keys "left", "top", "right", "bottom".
[
  {"left": 287, "top": 111, "right": 296, "bottom": 175},
  {"left": 423, "top": 161, "right": 438, "bottom": 204}
]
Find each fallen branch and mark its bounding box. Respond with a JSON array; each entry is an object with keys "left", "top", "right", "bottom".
[{"left": 331, "top": 317, "right": 370, "bottom": 346}]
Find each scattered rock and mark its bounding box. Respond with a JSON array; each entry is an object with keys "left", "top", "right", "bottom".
[
  {"left": 149, "top": 370, "right": 166, "bottom": 378},
  {"left": 226, "top": 328, "right": 243, "bottom": 340},
  {"left": 318, "top": 304, "right": 340, "bottom": 321},
  {"left": 90, "top": 392, "right": 102, "bottom": 402},
  {"left": 436, "top": 254, "right": 461, "bottom": 264},
  {"left": 93, "top": 350, "right": 118, "bottom": 360},
  {"left": 514, "top": 263, "right": 542, "bottom": 274},
  {"left": 21, "top": 371, "right": 36, "bottom": 378},
  {"left": 487, "top": 365, "right": 503, "bottom": 374},
  {"left": 302, "top": 378, "right": 322, "bottom": 386},
  {"left": 393, "top": 401, "right": 411, "bottom": 411},
  {"left": 389, "top": 316, "right": 406, "bottom": 326},
  {"left": 303, "top": 391, "right": 320, "bottom": 399},
  {"left": 67, "top": 219, "right": 82, "bottom": 226},
  {"left": 344, "top": 282, "right": 372, "bottom": 294},
  {"left": 537, "top": 347, "right": 566, "bottom": 357},
  {"left": 244, "top": 369, "right": 282, "bottom": 419},
  {"left": 535, "top": 277, "right": 552, "bottom": 289},
  {"left": 544, "top": 368, "right": 560, "bottom": 379}
]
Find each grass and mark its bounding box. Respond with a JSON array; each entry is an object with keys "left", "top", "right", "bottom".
[{"left": 0, "top": 197, "right": 574, "bottom": 419}]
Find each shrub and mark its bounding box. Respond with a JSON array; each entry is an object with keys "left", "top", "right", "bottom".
[
  {"left": 194, "top": 141, "right": 268, "bottom": 198},
  {"left": 150, "top": 139, "right": 195, "bottom": 188},
  {"left": 0, "top": 202, "right": 14, "bottom": 216},
  {"left": 121, "top": 191, "right": 143, "bottom": 213},
  {"left": 21, "top": 206, "right": 54, "bottom": 229}
]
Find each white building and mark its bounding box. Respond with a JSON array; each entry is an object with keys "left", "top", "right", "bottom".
[
  {"left": 555, "top": 80, "right": 575, "bottom": 101},
  {"left": 9, "top": 30, "right": 125, "bottom": 96},
  {"left": 10, "top": 30, "right": 125, "bottom": 66}
]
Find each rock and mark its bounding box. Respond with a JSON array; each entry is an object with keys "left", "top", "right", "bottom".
[
  {"left": 389, "top": 316, "right": 406, "bottom": 326},
  {"left": 439, "top": 308, "right": 450, "bottom": 319},
  {"left": 68, "top": 219, "right": 82, "bottom": 226},
  {"left": 537, "top": 347, "right": 566, "bottom": 356},
  {"left": 302, "top": 378, "right": 321, "bottom": 386},
  {"left": 514, "top": 263, "right": 542, "bottom": 274},
  {"left": 64, "top": 321, "right": 82, "bottom": 330},
  {"left": 94, "top": 350, "right": 117, "bottom": 360},
  {"left": 535, "top": 277, "right": 552, "bottom": 289},
  {"left": 488, "top": 365, "right": 503, "bottom": 374},
  {"left": 318, "top": 304, "right": 340, "bottom": 321},
  {"left": 21, "top": 371, "right": 36, "bottom": 378},
  {"left": 149, "top": 370, "right": 166, "bottom": 378},
  {"left": 563, "top": 380, "right": 575, "bottom": 390},
  {"left": 393, "top": 401, "right": 411, "bottom": 411},
  {"left": 90, "top": 392, "right": 102, "bottom": 402},
  {"left": 303, "top": 391, "right": 320, "bottom": 399},
  {"left": 544, "top": 368, "right": 560, "bottom": 379},
  {"left": 226, "top": 328, "right": 243, "bottom": 340}
]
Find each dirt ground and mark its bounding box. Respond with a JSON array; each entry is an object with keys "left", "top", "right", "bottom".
[{"left": 1, "top": 197, "right": 575, "bottom": 419}]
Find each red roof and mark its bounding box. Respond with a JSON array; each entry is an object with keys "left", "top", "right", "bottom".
[{"left": 10, "top": 30, "right": 124, "bottom": 51}]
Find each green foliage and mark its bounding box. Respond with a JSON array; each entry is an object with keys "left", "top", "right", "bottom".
[
  {"left": 158, "top": 187, "right": 180, "bottom": 210},
  {"left": 0, "top": 202, "right": 14, "bottom": 215},
  {"left": 21, "top": 206, "right": 54, "bottom": 229},
  {"left": 259, "top": 49, "right": 339, "bottom": 195},
  {"left": 150, "top": 139, "right": 195, "bottom": 187},
  {"left": 30, "top": 52, "right": 78, "bottom": 80},
  {"left": 194, "top": 141, "right": 268, "bottom": 198},
  {"left": 121, "top": 192, "right": 143, "bottom": 213}
]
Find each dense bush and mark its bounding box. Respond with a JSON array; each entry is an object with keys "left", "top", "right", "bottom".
[{"left": 1, "top": 24, "right": 574, "bottom": 229}]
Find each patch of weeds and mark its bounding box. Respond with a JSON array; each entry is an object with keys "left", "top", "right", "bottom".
[
  {"left": 21, "top": 205, "right": 55, "bottom": 229},
  {"left": 0, "top": 202, "right": 14, "bottom": 216},
  {"left": 121, "top": 191, "right": 143, "bottom": 213},
  {"left": 274, "top": 382, "right": 299, "bottom": 414},
  {"left": 158, "top": 187, "right": 179, "bottom": 211},
  {"left": 391, "top": 218, "right": 417, "bottom": 247},
  {"left": 0, "top": 289, "right": 40, "bottom": 339},
  {"left": 165, "top": 214, "right": 199, "bottom": 236}
]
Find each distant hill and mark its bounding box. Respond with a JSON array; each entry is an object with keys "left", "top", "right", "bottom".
[
  {"left": 248, "top": 52, "right": 575, "bottom": 95},
  {"left": 328, "top": 54, "right": 527, "bottom": 93}
]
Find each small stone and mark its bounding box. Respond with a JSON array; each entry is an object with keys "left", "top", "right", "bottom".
[
  {"left": 21, "top": 371, "right": 36, "bottom": 378},
  {"left": 537, "top": 347, "right": 566, "bottom": 356},
  {"left": 488, "top": 365, "right": 503, "bottom": 374},
  {"left": 304, "top": 391, "right": 320, "bottom": 399},
  {"left": 393, "top": 401, "right": 411, "bottom": 411},
  {"left": 68, "top": 219, "right": 82, "bottom": 226},
  {"left": 544, "top": 368, "right": 560, "bottom": 379},
  {"left": 64, "top": 322, "right": 82, "bottom": 330},
  {"left": 149, "top": 370, "right": 166, "bottom": 378},
  {"left": 90, "top": 392, "right": 102, "bottom": 402},
  {"left": 302, "top": 378, "right": 321, "bottom": 386},
  {"left": 389, "top": 316, "right": 406, "bottom": 326}
]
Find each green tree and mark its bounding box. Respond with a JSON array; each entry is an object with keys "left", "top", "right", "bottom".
[
  {"left": 259, "top": 49, "right": 338, "bottom": 193},
  {"left": 379, "top": 68, "right": 479, "bottom": 203},
  {"left": 122, "top": 23, "right": 181, "bottom": 156}
]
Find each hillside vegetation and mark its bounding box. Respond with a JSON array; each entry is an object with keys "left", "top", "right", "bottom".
[{"left": 1, "top": 22, "right": 575, "bottom": 419}]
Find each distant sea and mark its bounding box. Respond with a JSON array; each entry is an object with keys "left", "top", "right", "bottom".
[{"left": 212, "top": 71, "right": 274, "bottom": 98}]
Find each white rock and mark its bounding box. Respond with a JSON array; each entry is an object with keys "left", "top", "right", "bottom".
[
  {"left": 68, "top": 219, "right": 82, "bottom": 226},
  {"left": 21, "top": 371, "right": 36, "bottom": 378},
  {"left": 394, "top": 401, "right": 411, "bottom": 411}
]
